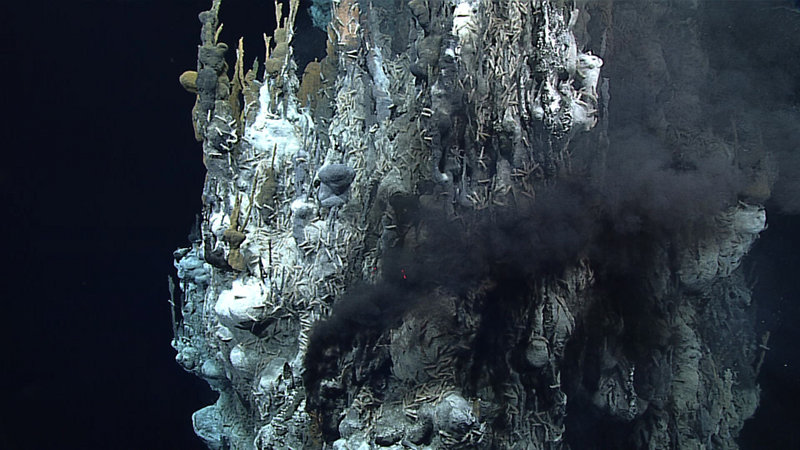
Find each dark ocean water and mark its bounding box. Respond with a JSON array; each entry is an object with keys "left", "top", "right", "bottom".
[
  {"left": 3, "top": 1, "right": 213, "bottom": 448},
  {"left": 1, "top": 0, "right": 797, "bottom": 448},
  {"left": 739, "top": 212, "right": 800, "bottom": 448}
]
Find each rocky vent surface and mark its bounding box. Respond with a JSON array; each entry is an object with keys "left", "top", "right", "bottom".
[{"left": 170, "top": 0, "right": 777, "bottom": 448}]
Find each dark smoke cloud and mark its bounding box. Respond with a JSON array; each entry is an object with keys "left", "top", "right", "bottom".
[
  {"left": 596, "top": 130, "right": 746, "bottom": 234},
  {"left": 304, "top": 146, "right": 745, "bottom": 386},
  {"left": 764, "top": 109, "right": 800, "bottom": 212},
  {"left": 701, "top": 2, "right": 800, "bottom": 212},
  {"left": 304, "top": 0, "right": 799, "bottom": 390},
  {"left": 302, "top": 187, "right": 599, "bottom": 389}
]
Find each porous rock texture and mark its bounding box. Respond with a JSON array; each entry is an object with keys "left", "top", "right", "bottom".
[{"left": 170, "top": 0, "right": 775, "bottom": 448}]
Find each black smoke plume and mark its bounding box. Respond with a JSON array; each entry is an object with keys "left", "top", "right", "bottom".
[{"left": 303, "top": 0, "right": 799, "bottom": 408}]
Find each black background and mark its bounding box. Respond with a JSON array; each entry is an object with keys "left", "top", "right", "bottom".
[{"left": 1, "top": 0, "right": 796, "bottom": 448}]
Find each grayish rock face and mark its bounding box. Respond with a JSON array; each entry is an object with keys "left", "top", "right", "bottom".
[
  {"left": 169, "top": 0, "right": 780, "bottom": 448},
  {"left": 317, "top": 164, "right": 355, "bottom": 207},
  {"left": 192, "top": 405, "right": 224, "bottom": 450}
]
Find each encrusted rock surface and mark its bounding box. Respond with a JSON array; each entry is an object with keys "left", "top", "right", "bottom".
[{"left": 170, "top": 1, "right": 775, "bottom": 448}]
